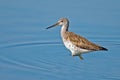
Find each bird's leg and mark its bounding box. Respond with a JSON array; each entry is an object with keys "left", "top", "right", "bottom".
[{"left": 79, "top": 54, "right": 84, "bottom": 60}]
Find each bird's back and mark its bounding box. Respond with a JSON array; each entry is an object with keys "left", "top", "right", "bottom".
[{"left": 63, "top": 32, "right": 107, "bottom": 51}]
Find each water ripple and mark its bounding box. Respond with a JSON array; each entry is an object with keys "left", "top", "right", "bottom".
[
  {"left": 103, "top": 75, "right": 120, "bottom": 80},
  {"left": 0, "top": 40, "right": 120, "bottom": 49},
  {"left": 0, "top": 55, "right": 52, "bottom": 73},
  {"left": 0, "top": 41, "right": 62, "bottom": 49}
]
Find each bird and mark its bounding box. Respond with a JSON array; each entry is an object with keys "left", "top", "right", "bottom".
[{"left": 46, "top": 18, "right": 108, "bottom": 60}]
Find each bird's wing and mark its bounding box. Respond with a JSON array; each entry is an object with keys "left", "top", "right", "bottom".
[{"left": 65, "top": 32, "right": 102, "bottom": 50}]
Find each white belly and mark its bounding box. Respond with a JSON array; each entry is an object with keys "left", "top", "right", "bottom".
[{"left": 63, "top": 40, "right": 91, "bottom": 56}]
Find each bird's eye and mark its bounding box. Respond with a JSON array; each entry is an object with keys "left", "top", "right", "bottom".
[{"left": 61, "top": 20, "right": 63, "bottom": 22}]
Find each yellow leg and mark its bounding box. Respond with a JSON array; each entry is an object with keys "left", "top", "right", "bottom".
[{"left": 79, "top": 55, "right": 84, "bottom": 60}]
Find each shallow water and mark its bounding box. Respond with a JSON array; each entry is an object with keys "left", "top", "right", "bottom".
[{"left": 0, "top": 0, "right": 120, "bottom": 80}]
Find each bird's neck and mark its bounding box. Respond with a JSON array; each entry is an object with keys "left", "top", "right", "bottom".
[{"left": 61, "top": 24, "right": 69, "bottom": 38}]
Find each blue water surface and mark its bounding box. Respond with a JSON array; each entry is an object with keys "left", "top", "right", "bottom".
[{"left": 0, "top": 0, "right": 120, "bottom": 80}]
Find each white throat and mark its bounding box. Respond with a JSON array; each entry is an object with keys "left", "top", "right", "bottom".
[{"left": 61, "top": 25, "right": 67, "bottom": 38}]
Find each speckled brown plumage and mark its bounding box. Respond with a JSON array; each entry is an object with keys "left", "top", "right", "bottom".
[{"left": 64, "top": 31, "right": 107, "bottom": 51}]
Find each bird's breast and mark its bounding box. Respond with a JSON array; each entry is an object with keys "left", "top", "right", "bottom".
[{"left": 62, "top": 38, "right": 92, "bottom": 56}]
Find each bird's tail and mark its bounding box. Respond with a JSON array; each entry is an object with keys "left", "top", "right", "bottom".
[{"left": 99, "top": 47, "right": 108, "bottom": 51}]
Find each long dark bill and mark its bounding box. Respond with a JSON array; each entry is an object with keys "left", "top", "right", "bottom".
[{"left": 46, "top": 23, "right": 58, "bottom": 29}]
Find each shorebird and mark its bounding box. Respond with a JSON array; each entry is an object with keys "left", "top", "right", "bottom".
[{"left": 46, "top": 18, "right": 108, "bottom": 60}]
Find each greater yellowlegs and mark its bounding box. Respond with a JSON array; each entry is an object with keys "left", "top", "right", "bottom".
[{"left": 46, "top": 18, "right": 108, "bottom": 60}]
